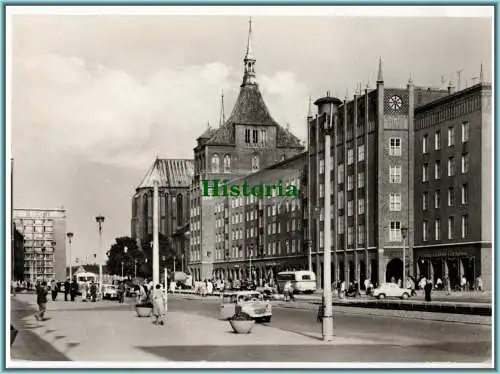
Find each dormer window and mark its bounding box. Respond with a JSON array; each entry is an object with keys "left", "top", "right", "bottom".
[
  {"left": 251, "top": 155, "right": 260, "bottom": 171},
  {"left": 211, "top": 154, "right": 220, "bottom": 173},
  {"left": 223, "top": 154, "right": 231, "bottom": 173}
]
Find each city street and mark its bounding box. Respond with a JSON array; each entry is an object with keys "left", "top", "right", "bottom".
[{"left": 10, "top": 293, "right": 491, "bottom": 364}]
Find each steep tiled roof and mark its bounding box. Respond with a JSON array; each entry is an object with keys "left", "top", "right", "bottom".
[
  {"left": 197, "top": 127, "right": 215, "bottom": 140},
  {"left": 276, "top": 125, "right": 303, "bottom": 148},
  {"left": 226, "top": 84, "right": 279, "bottom": 127},
  {"left": 204, "top": 84, "right": 302, "bottom": 149},
  {"left": 137, "top": 158, "right": 194, "bottom": 189}
]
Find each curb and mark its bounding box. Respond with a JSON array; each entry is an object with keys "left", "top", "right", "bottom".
[{"left": 171, "top": 290, "right": 492, "bottom": 316}]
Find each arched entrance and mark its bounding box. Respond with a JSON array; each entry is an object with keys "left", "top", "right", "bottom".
[{"left": 386, "top": 258, "right": 403, "bottom": 283}]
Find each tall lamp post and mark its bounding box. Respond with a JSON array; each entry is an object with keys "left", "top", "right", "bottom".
[
  {"left": 41, "top": 247, "right": 46, "bottom": 282},
  {"left": 67, "top": 232, "right": 74, "bottom": 279},
  {"left": 95, "top": 215, "right": 105, "bottom": 285},
  {"left": 322, "top": 98, "right": 339, "bottom": 342},
  {"left": 401, "top": 227, "right": 408, "bottom": 288}
]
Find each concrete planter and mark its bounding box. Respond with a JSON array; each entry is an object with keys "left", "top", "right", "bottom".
[
  {"left": 229, "top": 319, "right": 255, "bottom": 334},
  {"left": 135, "top": 306, "right": 153, "bottom": 317}
]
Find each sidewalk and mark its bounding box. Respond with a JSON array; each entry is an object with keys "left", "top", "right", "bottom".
[{"left": 9, "top": 294, "right": 380, "bottom": 363}]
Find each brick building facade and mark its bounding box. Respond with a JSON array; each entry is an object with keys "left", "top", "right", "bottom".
[
  {"left": 306, "top": 60, "right": 453, "bottom": 289},
  {"left": 413, "top": 80, "right": 492, "bottom": 290},
  {"left": 200, "top": 152, "right": 307, "bottom": 283}
]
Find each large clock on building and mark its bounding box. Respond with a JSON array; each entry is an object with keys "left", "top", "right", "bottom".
[{"left": 388, "top": 95, "right": 403, "bottom": 110}]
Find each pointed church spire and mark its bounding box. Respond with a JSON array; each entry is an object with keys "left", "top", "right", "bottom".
[
  {"left": 242, "top": 17, "right": 257, "bottom": 86},
  {"left": 480, "top": 63, "right": 484, "bottom": 83},
  {"left": 377, "top": 57, "right": 384, "bottom": 84},
  {"left": 218, "top": 90, "right": 226, "bottom": 127},
  {"left": 307, "top": 96, "right": 313, "bottom": 118},
  {"left": 246, "top": 16, "right": 254, "bottom": 60}
]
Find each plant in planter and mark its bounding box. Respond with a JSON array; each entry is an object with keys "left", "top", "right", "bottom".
[
  {"left": 135, "top": 301, "right": 153, "bottom": 317},
  {"left": 229, "top": 311, "right": 255, "bottom": 334}
]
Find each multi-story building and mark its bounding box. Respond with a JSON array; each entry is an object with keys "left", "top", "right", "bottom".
[
  {"left": 306, "top": 60, "right": 452, "bottom": 288},
  {"left": 131, "top": 158, "right": 194, "bottom": 270},
  {"left": 202, "top": 152, "right": 307, "bottom": 283},
  {"left": 189, "top": 21, "right": 304, "bottom": 281},
  {"left": 413, "top": 79, "right": 492, "bottom": 290},
  {"left": 13, "top": 208, "right": 66, "bottom": 281}
]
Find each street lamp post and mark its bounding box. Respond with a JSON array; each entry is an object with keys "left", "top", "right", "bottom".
[
  {"left": 95, "top": 215, "right": 105, "bottom": 285},
  {"left": 41, "top": 247, "right": 46, "bottom": 282},
  {"left": 121, "top": 261, "right": 124, "bottom": 279},
  {"left": 66, "top": 232, "right": 74, "bottom": 280},
  {"left": 401, "top": 227, "right": 408, "bottom": 288},
  {"left": 322, "top": 99, "right": 338, "bottom": 342}
]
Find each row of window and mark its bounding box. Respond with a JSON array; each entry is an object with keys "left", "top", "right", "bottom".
[
  {"left": 316, "top": 198, "right": 366, "bottom": 221},
  {"left": 210, "top": 154, "right": 261, "bottom": 173},
  {"left": 422, "top": 184, "right": 468, "bottom": 210},
  {"left": 421, "top": 121, "right": 469, "bottom": 153},
  {"left": 244, "top": 128, "right": 267, "bottom": 145},
  {"left": 422, "top": 215, "right": 469, "bottom": 241},
  {"left": 318, "top": 223, "right": 366, "bottom": 247},
  {"left": 319, "top": 172, "right": 365, "bottom": 197},
  {"left": 14, "top": 219, "right": 54, "bottom": 227},
  {"left": 422, "top": 154, "right": 469, "bottom": 182}
]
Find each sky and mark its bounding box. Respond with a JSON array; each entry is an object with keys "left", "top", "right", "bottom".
[{"left": 8, "top": 6, "right": 493, "bottom": 265}]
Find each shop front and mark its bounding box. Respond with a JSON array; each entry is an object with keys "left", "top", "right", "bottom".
[{"left": 413, "top": 246, "right": 482, "bottom": 290}]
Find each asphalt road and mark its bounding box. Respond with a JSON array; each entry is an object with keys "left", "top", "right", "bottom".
[
  {"left": 165, "top": 295, "right": 491, "bottom": 363},
  {"left": 10, "top": 295, "right": 491, "bottom": 364}
]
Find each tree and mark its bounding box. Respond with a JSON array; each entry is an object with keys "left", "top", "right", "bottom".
[
  {"left": 105, "top": 237, "right": 146, "bottom": 277},
  {"left": 140, "top": 233, "right": 180, "bottom": 277}
]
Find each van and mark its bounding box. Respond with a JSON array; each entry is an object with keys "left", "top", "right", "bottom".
[{"left": 276, "top": 270, "right": 317, "bottom": 294}]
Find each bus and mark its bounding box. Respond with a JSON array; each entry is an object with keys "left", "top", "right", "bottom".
[{"left": 276, "top": 271, "right": 317, "bottom": 294}]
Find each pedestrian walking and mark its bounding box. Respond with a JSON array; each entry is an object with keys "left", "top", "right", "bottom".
[
  {"left": 424, "top": 280, "right": 433, "bottom": 302},
  {"left": 476, "top": 275, "right": 484, "bottom": 292},
  {"left": 90, "top": 281, "right": 97, "bottom": 302},
  {"left": 51, "top": 281, "right": 58, "bottom": 301},
  {"left": 152, "top": 284, "right": 166, "bottom": 326},
  {"left": 118, "top": 282, "right": 126, "bottom": 303},
  {"left": 35, "top": 282, "right": 48, "bottom": 321},
  {"left": 317, "top": 295, "right": 325, "bottom": 322},
  {"left": 70, "top": 278, "right": 78, "bottom": 302},
  {"left": 11, "top": 280, "right": 17, "bottom": 296},
  {"left": 64, "top": 278, "right": 70, "bottom": 301}
]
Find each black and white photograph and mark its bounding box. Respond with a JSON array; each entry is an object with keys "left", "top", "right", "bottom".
[{"left": 6, "top": 5, "right": 493, "bottom": 368}]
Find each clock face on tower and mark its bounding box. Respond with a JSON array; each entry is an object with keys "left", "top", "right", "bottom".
[{"left": 388, "top": 95, "right": 403, "bottom": 110}]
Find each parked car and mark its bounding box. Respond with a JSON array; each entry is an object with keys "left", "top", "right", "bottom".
[
  {"left": 220, "top": 291, "right": 272, "bottom": 323},
  {"left": 102, "top": 284, "right": 118, "bottom": 300},
  {"left": 372, "top": 283, "right": 413, "bottom": 300}
]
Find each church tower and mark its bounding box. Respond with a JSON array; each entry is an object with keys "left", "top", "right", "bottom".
[{"left": 188, "top": 19, "right": 305, "bottom": 281}]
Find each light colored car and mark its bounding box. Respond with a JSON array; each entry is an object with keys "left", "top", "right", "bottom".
[
  {"left": 372, "top": 283, "right": 412, "bottom": 300},
  {"left": 103, "top": 284, "right": 118, "bottom": 300},
  {"left": 220, "top": 291, "right": 272, "bottom": 322}
]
